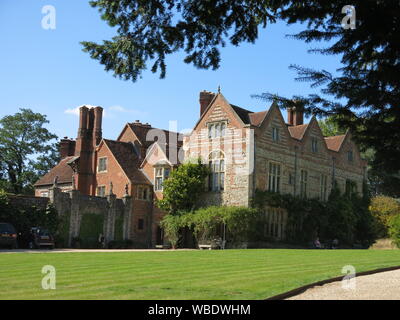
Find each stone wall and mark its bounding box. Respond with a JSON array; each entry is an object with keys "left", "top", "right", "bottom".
[
  {"left": 49, "top": 187, "right": 137, "bottom": 248},
  {"left": 7, "top": 195, "right": 50, "bottom": 211}
]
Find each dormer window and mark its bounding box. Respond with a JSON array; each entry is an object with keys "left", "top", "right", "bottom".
[
  {"left": 208, "top": 122, "right": 227, "bottom": 139},
  {"left": 311, "top": 138, "right": 318, "bottom": 153},
  {"left": 272, "top": 127, "right": 280, "bottom": 142}
]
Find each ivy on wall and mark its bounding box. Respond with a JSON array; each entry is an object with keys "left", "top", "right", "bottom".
[
  {"left": 252, "top": 181, "right": 376, "bottom": 247},
  {"left": 79, "top": 213, "right": 104, "bottom": 248},
  {"left": 114, "top": 215, "right": 124, "bottom": 241}
]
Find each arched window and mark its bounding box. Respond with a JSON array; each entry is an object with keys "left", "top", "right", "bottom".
[{"left": 208, "top": 151, "right": 225, "bottom": 191}]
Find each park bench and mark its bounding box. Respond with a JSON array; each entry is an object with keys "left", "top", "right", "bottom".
[{"left": 198, "top": 244, "right": 212, "bottom": 250}]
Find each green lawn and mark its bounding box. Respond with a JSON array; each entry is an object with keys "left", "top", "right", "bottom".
[{"left": 0, "top": 249, "right": 399, "bottom": 300}]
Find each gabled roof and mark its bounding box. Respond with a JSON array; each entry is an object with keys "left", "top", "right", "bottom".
[
  {"left": 230, "top": 105, "right": 268, "bottom": 127},
  {"left": 119, "top": 122, "right": 183, "bottom": 148},
  {"left": 102, "top": 139, "right": 151, "bottom": 185},
  {"left": 287, "top": 124, "right": 309, "bottom": 140},
  {"left": 324, "top": 135, "right": 347, "bottom": 152},
  {"left": 34, "top": 156, "right": 74, "bottom": 187}
]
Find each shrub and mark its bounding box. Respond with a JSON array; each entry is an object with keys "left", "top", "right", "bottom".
[
  {"left": 370, "top": 196, "right": 400, "bottom": 237},
  {"left": 389, "top": 214, "right": 400, "bottom": 248}
]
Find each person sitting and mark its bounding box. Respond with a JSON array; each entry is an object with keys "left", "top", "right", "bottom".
[{"left": 314, "top": 237, "right": 322, "bottom": 249}]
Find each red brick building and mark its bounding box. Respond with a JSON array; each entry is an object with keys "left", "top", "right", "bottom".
[{"left": 35, "top": 90, "right": 367, "bottom": 244}]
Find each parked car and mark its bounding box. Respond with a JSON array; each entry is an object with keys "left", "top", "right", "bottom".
[
  {"left": 28, "top": 227, "right": 55, "bottom": 249},
  {"left": 0, "top": 223, "right": 18, "bottom": 249}
]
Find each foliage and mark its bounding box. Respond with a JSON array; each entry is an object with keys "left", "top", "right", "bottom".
[
  {"left": 79, "top": 213, "right": 104, "bottom": 248},
  {"left": 82, "top": 0, "right": 279, "bottom": 81},
  {"left": 318, "top": 116, "right": 346, "bottom": 137},
  {"left": 160, "top": 214, "right": 184, "bottom": 249},
  {"left": 0, "top": 108, "right": 58, "bottom": 194},
  {"left": 0, "top": 191, "right": 60, "bottom": 247},
  {"left": 157, "top": 159, "right": 210, "bottom": 214},
  {"left": 114, "top": 215, "right": 124, "bottom": 241},
  {"left": 252, "top": 181, "right": 376, "bottom": 247},
  {"left": 253, "top": 1, "right": 400, "bottom": 174},
  {"left": 84, "top": 1, "right": 400, "bottom": 173},
  {"left": 161, "top": 206, "right": 261, "bottom": 248},
  {"left": 389, "top": 214, "right": 400, "bottom": 249},
  {"left": 370, "top": 196, "right": 400, "bottom": 238}
]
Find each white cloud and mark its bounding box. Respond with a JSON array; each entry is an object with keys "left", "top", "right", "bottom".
[
  {"left": 64, "top": 105, "right": 144, "bottom": 118},
  {"left": 64, "top": 107, "right": 80, "bottom": 116},
  {"left": 108, "top": 105, "right": 146, "bottom": 116}
]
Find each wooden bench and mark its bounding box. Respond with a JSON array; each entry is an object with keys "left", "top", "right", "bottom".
[{"left": 199, "top": 244, "right": 212, "bottom": 250}]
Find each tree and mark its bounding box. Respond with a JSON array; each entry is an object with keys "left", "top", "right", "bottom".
[
  {"left": 83, "top": 1, "right": 400, "bottom": 174},
  {"left": 370, "top": 196, "right": 400, "bottom": 238},
  {"left": 157, "top": 160, "right": 209, "bottom": 214},
  {"left": 318, "top": 116, "right": 346, "bottom": 137},
  {"left": 0, "top": 109, "right": 59, "bottom": 194}
]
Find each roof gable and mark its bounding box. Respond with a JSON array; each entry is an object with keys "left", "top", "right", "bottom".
[
  {"left": 34, "top": 156, "right": 74, "bottom": 187},
  {"left": 101, "top": 139, "right": 151, "bottom": 185}
]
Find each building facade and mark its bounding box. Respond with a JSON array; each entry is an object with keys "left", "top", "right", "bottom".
[{"left": 35, "top": 91, "right": 367, "bottom": 246}]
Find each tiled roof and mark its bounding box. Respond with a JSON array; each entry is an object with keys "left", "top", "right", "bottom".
[
  {"left": 103, "top": 139, "right": 152, "bottom": 185},
  {"left": 34, "top": 156, "right": 74, "bottom": 187},
  {"left": 127, "top": 123, "right": 183, "bottom": 148},
  {"left": 324, "top": 135, "right": 346, "bottom": 152},
  {"left": 230, "top": 105, "right": 268, "bottom": 127},
  {"left": 287, "top": 124, "right": 308, "bottom": 140}
]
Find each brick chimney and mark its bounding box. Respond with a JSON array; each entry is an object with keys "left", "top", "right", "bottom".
[
  {"left": 74, "top": 105, "right": 103, "bottom": 196},
  {"left": 93, "top": 106, "right": 103, "bottom": 145},
  {"left": 199, "top": 91, "right": 215, "bottom": 117},
  {"left": 60, "top": 137, "right": 76, "bottom": 159},
  {"left": 287, "top": 107, "right": 304, "bottom": 126}
]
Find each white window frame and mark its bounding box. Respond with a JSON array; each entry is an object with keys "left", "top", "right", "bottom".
[
  {"left": 98, "top": 157, "right": 108, "bottom": 173},
  {"left": 154, "top": 166, "right": 171, "bottom": 191},
  {"left": 208, "top": 151, "right": 225, "bottom": 192},
  {"left": 96, "top": 185, "right": 106, "bottom": 197},
  {"left": 208, "top": 121, "right": 227, "bottom": 139}
]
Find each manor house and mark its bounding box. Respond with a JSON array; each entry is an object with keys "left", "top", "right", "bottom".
[{"left": 34, "top": 91, "right": 367, "bottom": 246}]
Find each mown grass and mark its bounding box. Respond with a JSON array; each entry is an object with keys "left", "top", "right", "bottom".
[{"left": 0, "top": 249, "right": 399, "bottom": 300}]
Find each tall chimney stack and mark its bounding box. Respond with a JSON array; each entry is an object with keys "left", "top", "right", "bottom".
[
  {"left": 93, "top": 106, "right": 103, "bottom": 145},
  {"left": 199, "top": 91, "right": 215, "bottom": 117},
  {"left": 287, "top": 107, "right": 304, "bottom": 126}
]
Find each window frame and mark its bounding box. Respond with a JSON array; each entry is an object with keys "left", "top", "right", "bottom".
[
  {"left": 96, "top": 185, "right": 106, "bottom": 197},
  {"left": 208, "top": 121, "right": 227, "bottom": 139},
  {"left": 98, "top": 157, "right": 108, "bottom": 173},
  {"left": 300, "top": 169, "right": 308, "bottom": 199},
  {"left": 268, "top": 162, "right": 281, "bottom": 193},
  {"left": 154, "top": 166, "right": 171, "bottom": 192},
  {"left": 272, "top": 127, "right": 280, "bottom": 142},
  {"left": 311, "top": 137, "right": 318, "bottom": 153},
  {"left": 208, "top": 151, "right": 225, "bottom": 192}
]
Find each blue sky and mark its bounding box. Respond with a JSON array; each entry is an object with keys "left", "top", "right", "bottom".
[{"left": 0, "top": 0, "right": 343, "bottom": 141}]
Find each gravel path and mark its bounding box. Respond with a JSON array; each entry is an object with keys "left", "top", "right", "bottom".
[{"left": 288, "top": 269, "right": 400, "bottom": 300}]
